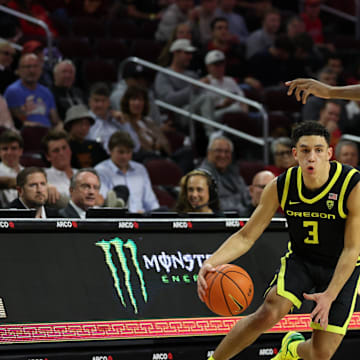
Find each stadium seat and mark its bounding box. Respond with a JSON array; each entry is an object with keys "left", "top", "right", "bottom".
[
  {"left": 58, "top": 37, "right": 93, "bottom": 59},
  {"left": 72, "top": 17, "right": 107, "bottom": 38},
  {"left": 82, "top": 59, "right": 117, "bottom": 87},
  {"left": 20, "top": 126, "right": 49, "bottom": 154},
  {"left": 109, "top": 20, "right": 140, "bottom": 39},
  {"left": 144, "top": 158, "right": 183, "bottom": 187},
  {"left": 263, "top": 86, "right": 302, "bottom": 113},
  {"left": 152, "top": 185, "right": 176, "bottom": 209},
  {"left": 131, "top": 39, "right": 163, "bottom": 63},
  {"left": 221, "top": 112, "right": 263, "bottom": 137},
  {"left": 94, "top": 38, "right": 130, "bottom": 61},
  {"left": 238, "top": 160, "right": 265, "bottom": 185}
]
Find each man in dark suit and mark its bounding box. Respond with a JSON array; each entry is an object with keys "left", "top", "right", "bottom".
[
  {"left": 59, "top": 168, "right": 101, "bottom": 219},
  {"left": 8, "top": 167, "right": 60, "bottom": 218}
]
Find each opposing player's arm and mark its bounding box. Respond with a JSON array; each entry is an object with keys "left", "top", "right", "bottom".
[
  {"left": 305, "top": 182, "right": 360, "bottom": 329},
  {"left": 286, "top": 78, "right": 360, "bottom": 104},
  {"left": 197, "top": 178, "right": 279, "bottom": 300}
]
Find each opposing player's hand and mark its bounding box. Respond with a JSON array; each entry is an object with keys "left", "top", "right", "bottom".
[
  {"left": 285, "top": 78, "right": 331, "bottom": 104},
  {"left": 197, "top": 263, "right": 216, "bottom": 302},
  {"left": 303, "top": 291, "right": 334, "bottom": 330}
]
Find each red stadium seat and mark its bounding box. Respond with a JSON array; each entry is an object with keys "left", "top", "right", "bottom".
[{"left": 144, "top": 158, "right": 183, "bottom": 187}]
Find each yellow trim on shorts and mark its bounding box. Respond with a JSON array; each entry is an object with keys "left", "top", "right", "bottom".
[
  {"left": 297, "top": 162, "right": 342, "bottom": 204},
  {"left": 280, "top": 167, "right": 293, "bottom": 210},
  {"left": 338, "top": 168, "right": 357, "bottom": 218},
  {"left": 277, "top": 242, "right": 302, "bottom": 309},
  {"left": 310, "top": 266, "right": 360, "bottom": 335}
]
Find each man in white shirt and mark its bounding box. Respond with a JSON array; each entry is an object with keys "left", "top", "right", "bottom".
[
  {"left": 0, "top": 130, "right": 23, "bottom": 207},
  {"left": 95, "top": 131, "right": 159, "bottom": 213},
  {"left": 59, "top": 168, "right": 101, "bottom": 219},
  {"left": 42, "top": 129, "right": 77, "bottom": 205}
]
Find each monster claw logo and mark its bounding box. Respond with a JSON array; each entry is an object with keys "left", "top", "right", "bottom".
[{"left": 96, "top": 237, "right": 148, "bottom": 314}]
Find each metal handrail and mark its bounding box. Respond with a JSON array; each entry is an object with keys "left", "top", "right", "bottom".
[
  {"left": 119, "top": 56, "right": 269, "bottom": 163},
  {"left": 0, "top": 5, "right": 53, "bottom": 64}
]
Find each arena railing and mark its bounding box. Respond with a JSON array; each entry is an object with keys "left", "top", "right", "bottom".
[
  {"left": 0, "top": 4, "right": 54, "bottom": 65},
  {"left": 119, "top": 56, "right": 270, "bottom": 164}
]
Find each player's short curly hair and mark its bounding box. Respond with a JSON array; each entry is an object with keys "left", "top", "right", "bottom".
[{"left": 292, "top": 121, "right": 330, "bottom": 146}]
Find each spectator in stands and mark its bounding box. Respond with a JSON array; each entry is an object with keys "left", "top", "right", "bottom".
[
  {"left": 64, "top": 104, "right": 108, "bottom": 169},
  {"left": 301, "top": 66, "right": 347, "bottom": 125},
  {"left": 111, "top": 62, "right": 161, "bottom": 125},
  {"left": 0, "top": 40, "right": 17, "bottom": 94},
  {"left": 245, "top": 8, "right": 281, "bottom": 59},
  {"left": 200, "top": 135, "right": 250, "bottom": 214},
  {"left": 175, "top": 168, "right": 220, "bottom": 214},
  {"left": 158, "top": 22, "right": 193, "bottom": 67},
  {"left": 95, "top": 131, "right": 159, "bottom": 213},
  {"left": 87, "top": 82, "right": 140, "bottom": 154},
  {"left": 0, "top": 95, "right": 16, "bottom": 131},
  {"left": 0, "top": 130, "right": 23, "bottom": 207},
  {"left": 154, "top": 39, "right": 198, "bottom": 109},
  {"left": 155, "top": 0, "right": 194, "bottom": 42},
  {"left": 318, "top": 100, "right": 342, "bottom": 154},
  {"left": 286, "top": 16, "right": 306, "bottom": 39},
  {"left": 215, "top": 0, "right": 249, "bottom": 44},
  {"left": 300, "top": 0, "right": 335, "bottom": 53},
  {"left": 4, "top": 54, "right": 61, "bottom": 129},
  {"left": 247, "top": 34, "right": 294, "bottom": 88},
  {"left": 325, "top": 53, "right": 346, "bottom": 85},
  {"left": 200, "top": 50, "right": 248, "bottom": 126},
  {"left": 241, "top": 170, "right": 275, "bottom": 217},
  {"left": 68, "top": 0, "right": 109, "bottom": 19},
  {"left": 8, "top": 167, "right": 60, "bottom": 218},
  {"left": 42, "top": 129, "right": 76, "bottom": 204},
  {"left": 51, "top": 60, "right": 85, "bottom": 121},
  {"left": 205, "top": 17, "right": 245, "bottom": 78},
  {"left": 59, "top": 168, "right": 102, "bottom": 218},
  {"left": 345, "top": 94, "right": 360, "bottom": 135},
  {"left": 335, "top": 139, "right": 359, "bottom": 169},
  {"left": 21, "top": 40, "right": 53, "bottom": 88},
  {"left": 189, "top": 0, "right": 217, "bottom": 46},
  {"left": 120, "top": 86, "right": 171, "bottom": 158},
  {"left": 7, "top": 0, "right": 59, "bottom": 38},
  {"left": 265, "top": 137, "right": 297, "bottom": 176}
]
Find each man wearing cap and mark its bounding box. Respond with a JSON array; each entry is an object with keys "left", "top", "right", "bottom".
[
  {"left": 51, "top": 60, "right": 85, "bottom": 121},
  {"left": 64, "top": 104, "right": 108, "bottom": 169},
  {"left": 110, "top": 62, "right": 161, "bottom": 125},
  {"left": 4, "top": 53, "right": 61, "bottom": 128},
  {"left": 201, "top": 49, "right": 248, "bottom": 124},
  {"left": 154, "top": 38, "right": 200, "bottom": 109}
]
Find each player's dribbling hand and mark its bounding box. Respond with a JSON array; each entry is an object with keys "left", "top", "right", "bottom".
[{"left": 197, "top": 263, "right": 216, "bottom": 302}]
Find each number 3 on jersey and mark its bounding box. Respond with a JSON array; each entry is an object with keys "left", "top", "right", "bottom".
[{"left": 303, "top": 221, "right": 319, "bottom": 244}]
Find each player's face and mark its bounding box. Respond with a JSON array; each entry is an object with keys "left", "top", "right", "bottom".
[
  {"left": 19, "top": 172, "right": 48, "bottom": 208},
  {"left": 293, "top": 135, "right": 332, "bottom": 176},
  {"left": 0, "top": 141, "right": 23, "bottom": 168},
  {"left": 186, "top": 175, "right": 210, "bottom": 210},
  {"left": 71, "top": 171, "right": 100, "bottom": 210}
]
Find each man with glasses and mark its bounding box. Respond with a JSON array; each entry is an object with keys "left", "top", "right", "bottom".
[
  {"left": 200, "top": 135, "right": 250, "bottom": 214},
  {"left": 242, "top": 170, "right": 275, "bottom": 217},
  {"left": 0, "top": 40, "right": 16, "bottom": 94},
  {"left": 4, "top": 53, "right": 61, "bottom": 128},
  {"left": 59, "top": 168, "right": 101, "bottom": 219},
  {"left": 266, "top": 137, "right": 298, "bottom": 176}
]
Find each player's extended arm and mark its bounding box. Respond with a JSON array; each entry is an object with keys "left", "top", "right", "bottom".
[
  {"left": 304, "top": 183, "right": 360, "bottom": 330},
  {"left": 197, "top": 179, "right": 280, "bottom": 301},
  {"left": 286, "top": 78, "right": 360, "bottom": 104}
]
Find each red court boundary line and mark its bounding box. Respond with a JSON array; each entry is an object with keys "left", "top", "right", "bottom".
[{"left": 1, "top": 312, "right": 360, "bottom": 344}]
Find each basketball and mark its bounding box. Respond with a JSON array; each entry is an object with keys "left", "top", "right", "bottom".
[{"left": 204, "top": 264, "right": 254, "bottom": 316}]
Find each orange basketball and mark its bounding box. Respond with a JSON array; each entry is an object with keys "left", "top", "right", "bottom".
[{"left": 204, "top": 264, "right": 254, "bottom": 316}]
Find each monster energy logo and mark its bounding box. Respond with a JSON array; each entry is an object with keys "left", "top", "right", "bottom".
[{"left": 96, "top": 237, "right": 148, "bottom": 314}]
